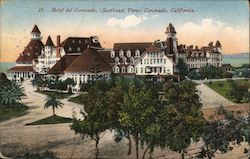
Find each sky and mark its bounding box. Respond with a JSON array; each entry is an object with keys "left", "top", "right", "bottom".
[{"left": 0, "top": 0, "right": 249, "bottom": 62}]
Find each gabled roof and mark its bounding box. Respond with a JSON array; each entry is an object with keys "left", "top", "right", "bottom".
[
  {"left": 64, "top": 48, "right": 111, "bottom": 73},
  {"left": 98, "top": 50, "right": 114, "bottom": 64},
  {"left": 47, "top": 54, "right": 79, "bottom": 74},
  {"left": 45, "top": 36, "right": 55, "bottom": 47},
  {"left": 215, "top": 40, "right": 222, "bottom": 48},
  {"left": 16, "top": 40, "right": 44, "bottom": 63},
  {"left": 144, "top": 44, "right": 161, "bottom": 53},
  {"left": 31, "top": 25, "right": 41, "bottom": 33},
  {"left": 7, "top": 66, "right": 35, "bottom": 72},
  {"left": 60, "top": 37, "right": 102, "bottom": 54},
  {"left": 113, "top": 42, "right": 151, "bottom": 53}
]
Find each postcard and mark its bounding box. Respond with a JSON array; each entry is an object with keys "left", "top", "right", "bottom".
[{"left": 0, "top": 0, "right": 249, "bottom": 158}]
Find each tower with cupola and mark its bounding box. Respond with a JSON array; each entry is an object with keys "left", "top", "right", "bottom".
[{"left": 31, "top": 25, "right": 42, "bottom": 40}]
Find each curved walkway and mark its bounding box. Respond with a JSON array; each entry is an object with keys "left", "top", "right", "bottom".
[{"left": 196, "top": 83, "right": 234, "bottom": 109}]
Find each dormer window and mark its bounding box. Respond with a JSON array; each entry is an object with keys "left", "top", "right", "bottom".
[
  {"left": 122, "top": 67, "right": 126, "bottom": 73},
  {"left": 126, "top": 50, "right": 131, "bottom": 58},
  {"left": 135, "top": 49, "right": 140, "bottom": 57},
  {"left": 77, "top": 47, "right": 81, "bottom": 52},
  {"left": 130, "top": 57, "right": 134, "bottom": 65},
  {"left": 123, "top": 57, "right": 127, "bottom": 63},
  {"left": 119, "top": 50, "right": 124, "bottom": 58},
  {"left": 115, "top": 57, "right": 119, "bottom": 64},
  {"left": 68, "top": 47, "right": 72, "bottom": 51},
  {"left": 111, "top": 50, "right": 115, "bottom": 58}
]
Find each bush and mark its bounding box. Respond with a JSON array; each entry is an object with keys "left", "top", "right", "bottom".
[{"left": 14, "top": 151, "right": 57, "bottom": 159}]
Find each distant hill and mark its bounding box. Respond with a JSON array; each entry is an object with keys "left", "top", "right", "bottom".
[{"left": 223, "top": 53, "right": 249, "bottom": 58}]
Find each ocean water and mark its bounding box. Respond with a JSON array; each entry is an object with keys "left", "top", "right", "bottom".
[
  {"left": 0, "top": 62, "right": 15, "bottom": 73},
  {"left": 222, "top": 57, "right": 249, "bottom": 67}
]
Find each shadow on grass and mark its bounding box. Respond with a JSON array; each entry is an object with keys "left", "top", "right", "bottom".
[
  {"left": 25, "top": 115, "right": 73, "bottom": 126},
  {"left": 0, "top": 103, "right": 28, "bottom": 122}
]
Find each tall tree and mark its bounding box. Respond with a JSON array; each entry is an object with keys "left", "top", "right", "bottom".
[
  {"left": 71, "top": 87, "right": 110, "bottom": 159},
  {"left": 116, "top": 81, "right": 160, "bottom": 159},
  {"left": 177, "top": 58, "right": 188, "bottom": 80},
  {"left": 44, "top": 95, "right": 64, "bottom": 116},
  {"left": 160, "top": 80, "right": 205, "bottom": 159}
]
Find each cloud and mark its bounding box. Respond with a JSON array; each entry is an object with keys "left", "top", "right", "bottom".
[
  {"left": 107, "top": 15, "right": 143, "bottom": 28},
  {"left": 178, "top": 18, "right": 249, "bottom": 53},
  {"left": 106, "top": 14, "right": 159, "bottom": 28}
]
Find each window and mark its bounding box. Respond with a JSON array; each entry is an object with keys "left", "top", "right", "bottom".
[
  {"left": 130, "top": 67, "right": 134, "bottom": 73},
  {"left": 164, "top": 59, "right": 166, "bottom": 64},
  {"left": 141, "top": 67, "right": 143, "bottom": 73},
  {"left": 163, "top": 67, "right": 166, "bottom": 73},
  {"left": 79, "top": 40, "right": 82, "bottom": 43},
  {"left": 115, "top": 57, "right": 119, "bottom": 64},
  {"left": 122, "top": 67, "right": 126, "bottom": 73},
  {"left": 68, "top": 47, "right": 72, "bottom": 51},
  {"left": 72, "top": 40, "right": 75, "bottom": 43},
  {"left": 135, "top": 67, "right": 138, "bottom": 73},
  {"left": 115, "top": 67, "right": 119, "bottom": 73},
  {"left": 126, "top": 50, "right": 131, "bottom": 58},
  {"left": 111, "top": 50, "right": 115, "bottom": 58},
  {"left": 130, "top": 57, "right": 134, "bottom": 65},
  {"left": 119, "top": 50, "right": 124, "bottom": 58},
  {"left": 77, "top": 47, "right": 80, "bottom": 52},
  {"left": 135, "top": 50, "right": 140, "bottom": 57},
  {"left": 123, "top": 57, "right": 127, "bottom": 63}
]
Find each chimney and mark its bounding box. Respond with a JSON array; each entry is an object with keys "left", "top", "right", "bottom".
[
  {"left": 195, "top": 45, "right": 198, "bottom": 50},
  {"left": 57, "top": 35, "right": 60, "bottom": 47},
  {"left": 209, "top": 42, "right": 213, "bottom": 47}
]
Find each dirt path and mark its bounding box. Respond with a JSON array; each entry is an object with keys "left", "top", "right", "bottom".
[{"left": 196, "top": 83, "right": 234, "bottom": 109}]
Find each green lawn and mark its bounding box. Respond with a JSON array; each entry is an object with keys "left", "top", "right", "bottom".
[
  {"left": 68, "top": 93, "right": 86, "bottom": 104},
  {"left": 0, "top": 103, "right": 28, "bottom": 122},
  {"left": 37, "top": 90, "right": 72, "bottom": 99},
  {"left": 25, "top": 115, "right": 73, "bottom": 125},
  {"left": 205, "top": 79, "right": 250, "bottom": 102}
]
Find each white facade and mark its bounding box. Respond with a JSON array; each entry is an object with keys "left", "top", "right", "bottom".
[
  {"left": 64, "top": 71, "right": 111, "bottom": 91},
  {"left": 134, "top": 51, "right": 173, "bottom": 76},
  {"left": 35, "top": 45, "right": 60, "bottom": 74}
]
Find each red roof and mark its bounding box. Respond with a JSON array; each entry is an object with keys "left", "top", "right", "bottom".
[
  {"left": 47, "top": 54, "right": 79, "bottom": 74},
  {"left": 64, "top": 48, "right": 111, "bottom": 73},
  {"left": 16, "top": 40, "right": 44, "bottom": 63},
  {"left": 31, "top": 25, "right": 41, "bottom": 33},
  {"left": 7, "top": 66, "right": 35, "bottom": 72},
  {"left": 165, "top": 23, "right": 176, "bottom": 34},
  {"left": 45, "top": 36, "right": 55, "bottom": 46},
  {"left": 60, "top": 37, "right": 102, "bottom": 54}
]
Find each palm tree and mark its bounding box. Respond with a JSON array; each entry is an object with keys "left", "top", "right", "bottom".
[
  {"left": 44, "top": 95, "right": 64, "bottom": 116},
  {"left": 0, "top": 81, "right": 25, "bottom": 108}
]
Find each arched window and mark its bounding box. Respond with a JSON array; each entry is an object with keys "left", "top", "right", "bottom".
[
  {"left": 135, "top": 49, "right": 140, "bottom": 57},
  {"left": 115, "top": 57, "right": 119, "bottom": 64},
  {"left": 123, "top": 57, "right": 127, "bottom": 63},
  {"left": 126, "top": 50, "right": 131, "bottom": 58},
  {"left": 119, "top": 50, "right": 124, "bottom": 58},
  {"left": 68, "top": 47, "right": 72, "bottom": 51},
  {"left": 111, "top": 50, "right": 115, "bottom": 58}
]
